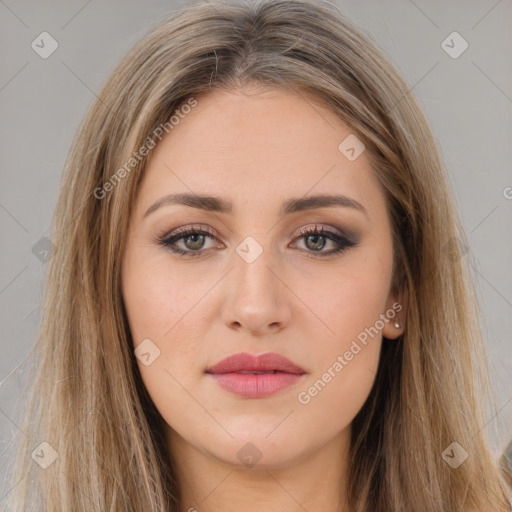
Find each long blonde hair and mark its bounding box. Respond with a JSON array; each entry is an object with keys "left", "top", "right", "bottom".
[{"left": 5, "top": 0, "right": 511, "bottom": 510}]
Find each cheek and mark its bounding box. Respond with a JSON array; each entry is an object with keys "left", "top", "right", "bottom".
[
  {"left": 296, "top": 255, "right": 393, "bottom": 351},
  {"left": 293, "top": 272, "right": 387, "bottom": 432},
  {"left": 291, "top": 247, "right": 392, "bottom": 414},
  {"left": 122, "top": 249, "right": 205, "bottom": 344},
  {"left": 296, "top": 345, "right": 379, "bottom": 443},
  {"left": 122, "top": 253, "right": 207, "bottom": 420}
]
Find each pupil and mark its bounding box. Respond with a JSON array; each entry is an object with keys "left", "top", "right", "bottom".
[
  {"left": 185, "top": 234, "right": 204, "bottom": 250},
  {"left": 307, "top": 234, "right": 325, "bottom": 251}
]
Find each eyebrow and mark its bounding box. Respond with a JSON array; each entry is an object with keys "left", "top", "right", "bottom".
[{"left": 143, "top": 192, "right": 369, "bottom": 220}]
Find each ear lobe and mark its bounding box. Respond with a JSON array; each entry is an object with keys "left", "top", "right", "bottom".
[{"left": 382, "top": 286, "right": 408, "bottom": 340}]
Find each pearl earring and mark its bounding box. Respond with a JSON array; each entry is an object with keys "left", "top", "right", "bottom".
[{"left": 394, "top": 318, "right": 400, "bottom": 329}]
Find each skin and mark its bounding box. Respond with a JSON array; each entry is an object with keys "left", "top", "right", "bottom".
[{"left": 121, "top": 85, "right": 407, "bottom": 512}]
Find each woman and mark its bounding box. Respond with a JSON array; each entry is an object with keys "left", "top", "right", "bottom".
[{"left": 6, "top": 0, "right": 511, "bottom": 510}]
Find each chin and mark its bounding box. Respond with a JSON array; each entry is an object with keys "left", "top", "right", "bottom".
[{"left": 208, "top": 439, "right": 305, "bottom": 471}]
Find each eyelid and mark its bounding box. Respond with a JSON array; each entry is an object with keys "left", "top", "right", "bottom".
[
  {"left": 159, "top": 222, "right": 353, "bottom": 242},
  {"left": 294, "top": 223, "right": 349, "bottom": 239},
  {"left": 162, "top": 223, "right": 217, "bottom": 238}
]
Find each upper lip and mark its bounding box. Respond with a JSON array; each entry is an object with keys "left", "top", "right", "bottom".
[{"left": 206, "top": 352, "right": 306, "bottom": 374}]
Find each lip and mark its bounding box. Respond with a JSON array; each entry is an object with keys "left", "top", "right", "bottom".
[{"left": 206, "top": 352, "right": 306, "bottom": 398}]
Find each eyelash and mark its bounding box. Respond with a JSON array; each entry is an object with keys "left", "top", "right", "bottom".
[{"left": 156, "top": 224, "right": 358, "bottom": 259}]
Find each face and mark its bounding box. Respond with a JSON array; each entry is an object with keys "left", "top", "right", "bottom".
[{"left": 121, "top": 86, "right": 404, "bottom": 470}]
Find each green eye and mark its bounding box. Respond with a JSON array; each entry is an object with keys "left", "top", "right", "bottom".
[{"left": 158, "top": 224, "right": 358, "bottom": 258}]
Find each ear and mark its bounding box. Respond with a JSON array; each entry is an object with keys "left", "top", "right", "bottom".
[{"left": 382, "top": 285, "right": 409, "bottom": 340}]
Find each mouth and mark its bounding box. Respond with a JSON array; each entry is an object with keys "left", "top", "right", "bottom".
[
  {"left": 236, "top": 370, "right": 279, "bottom": 374},
  {"left": 205, "top": 352, "right": 306, "bottom": 398}
]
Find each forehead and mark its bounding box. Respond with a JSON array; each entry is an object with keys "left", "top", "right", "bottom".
[{"left": 137, "top": 86, "right": 386, "bottom": 221}]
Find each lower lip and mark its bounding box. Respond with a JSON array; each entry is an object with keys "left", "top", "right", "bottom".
[{"left": 207, "top": 372, "right": 304, "bottom": 398}]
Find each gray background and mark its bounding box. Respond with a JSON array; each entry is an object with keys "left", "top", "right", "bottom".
[{"left": 1, "top": 0, "right": 511, "bottom": 500}]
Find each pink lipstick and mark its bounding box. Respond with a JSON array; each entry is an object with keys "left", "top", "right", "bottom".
[{"left": 205, "top": 352, "right": 306, "bottom": 398}]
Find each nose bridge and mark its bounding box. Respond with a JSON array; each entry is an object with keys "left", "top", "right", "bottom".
[
  {"left": 222, "top": 234, "right": 291, "bottom": 334},
  {"left": 233, "top": 234, "right": 280, "bottom": 301}
]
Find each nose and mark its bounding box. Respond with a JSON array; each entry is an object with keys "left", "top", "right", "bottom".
[{"left": 221, "top": 245, "right": 292, "bottom": 336}]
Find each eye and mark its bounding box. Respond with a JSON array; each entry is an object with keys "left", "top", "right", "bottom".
[
  {"left": 156, "top": 223, "right": 358, "bottom": 258},
  {"left": 157, "top": 224, "right": 221, "bottom": 258},
  {"left": 291, "top": 224, "right": 358, "bottom": 258}
]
